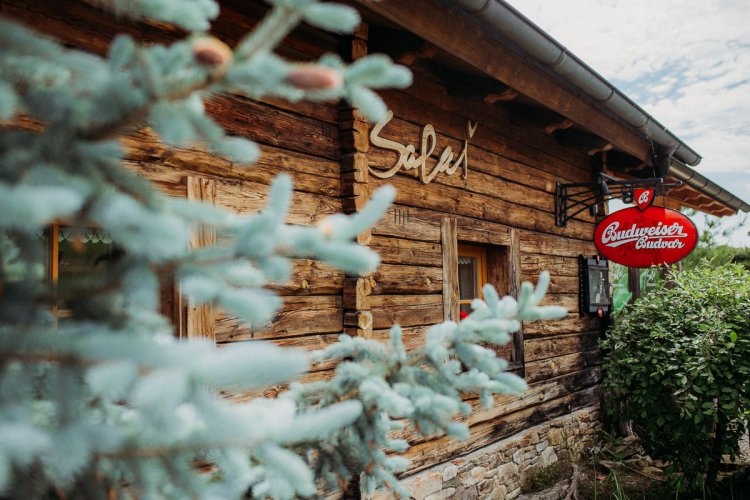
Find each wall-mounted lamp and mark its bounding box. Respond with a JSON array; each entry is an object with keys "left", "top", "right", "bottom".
[{"left": 578, "top": 255, "right": 610, "bottom": 317}]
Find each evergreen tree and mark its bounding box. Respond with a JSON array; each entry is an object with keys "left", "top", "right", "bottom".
[{"left": 0, "top": 0, "right": 566, "bottom": 497}]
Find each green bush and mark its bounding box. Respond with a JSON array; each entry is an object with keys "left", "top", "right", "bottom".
[{"left": 602, "top": 264, "right": 750, "bottom": 490}]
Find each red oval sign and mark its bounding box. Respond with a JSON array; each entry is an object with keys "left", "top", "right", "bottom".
[{"left": 594, "top": 207, "right": 698, "bottom": 268}]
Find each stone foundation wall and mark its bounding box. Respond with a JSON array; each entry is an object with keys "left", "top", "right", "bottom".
[{"left": 390, "top": 405, "right": 600, "bottom": 500}]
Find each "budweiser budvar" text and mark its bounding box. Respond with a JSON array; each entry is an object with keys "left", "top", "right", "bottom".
[{"left": 600, "top": 221, "right": 688, "bottom": 249}]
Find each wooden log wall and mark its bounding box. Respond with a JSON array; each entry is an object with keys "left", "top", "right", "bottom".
[
  {"left": 362, "top": 49, "right": 602, "bottom": 472},
  {"left": 3, "top": 0, "right": 603, "bottom": 478}
]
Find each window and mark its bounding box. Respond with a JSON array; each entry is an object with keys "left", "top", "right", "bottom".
[
  {"left": 457, "top": 244, "right": 488, "bottom": 317},
  {"left": 45, "top": 224, "right": 117, "bottom": 314},
  {"left": 442, "top": 218, "right": 524, "bottom": 372}
]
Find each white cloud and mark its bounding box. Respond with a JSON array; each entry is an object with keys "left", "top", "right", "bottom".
[{"left": 507, "top": 0, "right": 750, "bottom": 245}]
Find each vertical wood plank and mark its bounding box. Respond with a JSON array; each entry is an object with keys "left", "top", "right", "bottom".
[
  {"left": 509, "top": 228, "right": 525, "bottom": 374},
  {"left": 185, "top": 176, "right": 217, "bottom": 341},
  {"left": 340, "top": 23, "right": 373, "bottom": 339},
  {"left": 441, "top": 218, "right": 459, "bottom": 322}
]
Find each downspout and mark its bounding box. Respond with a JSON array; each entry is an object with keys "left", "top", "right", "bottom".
[{"left": 452, "top": 0, "right": 702, "bottom": 167}]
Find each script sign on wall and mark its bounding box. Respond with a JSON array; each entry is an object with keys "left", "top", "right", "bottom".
[
  {"left": 369, "top": 109, "right": 478, "bottom": 184},
  {"left": 594, "top": 200, "right": 698, "bottom": 268}
]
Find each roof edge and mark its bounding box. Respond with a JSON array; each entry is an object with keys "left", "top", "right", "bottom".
[{"left": 452, "top": 0, "right": 750, "bottom": 213}]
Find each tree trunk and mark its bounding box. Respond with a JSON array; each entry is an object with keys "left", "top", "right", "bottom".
[{"left": 706, "top": 412, "right": 727, "bottom": 488}]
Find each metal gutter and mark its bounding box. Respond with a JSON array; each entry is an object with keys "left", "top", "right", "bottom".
[
  {"left": 452, "top": 0, "right": 750, "bottom": 213},
  {"left": 669, "top": 161, "right": 750, "bottom": 213}
]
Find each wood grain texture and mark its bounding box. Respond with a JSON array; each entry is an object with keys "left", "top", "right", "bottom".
[
  {"left": 441, "top": 218, "right": 459, "bottom": 322},
  {"left": 185, "top": 176, "right": 217, "bottom": 341},
  {"left": 370, "top": 294, "right": 444, "bottom": 329},
  {"left": 354, "top": 0, "right": 652, "bottom": 164},
  {"left": 214, "top": 295, "right": 343, "bottom": 342},
  {"left": 400, "top": 386, "right": 600, "bottom": 474}
]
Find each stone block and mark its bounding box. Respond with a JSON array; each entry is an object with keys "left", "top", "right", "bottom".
[
  {"left": 535, "top": 441, "right": 548, "bottom": 453},
  {"left": 442, "top": 465, "right": 458, "bottom": 482},
  {"left": 408, "top": 471, "right": 443, "bottom": 500},
  {"left": 469, "top": 466, "right": 486, "bottom": 483},
  {"left": 425, "top": 488, "right": 456, "bottom": 500},
  {"left": 547, "top": 428, "right": 564, "bottom": 446},
  {"left": 495, "top": 462, "right": 519, "bottom": 483},
  {"left": 454, "top": 485, "right": 478, "bottom": 500},
  {"left": 511, "top": 449, "right": 524, "bottom": 464},
  {"left": 508, "top": 487, "right": 522, "bottom": 499},
  {"left": 530, "top": 431, "right": 540, "bottom": 444},
  {"left": 487, "top": 484, "right": 507, "bottom": 500},
  {"left": 541, "top": 446, "right": 559, "bottom": 467},
  {"left": 477, "top": 479, "right": 495, "bottom": 496}
]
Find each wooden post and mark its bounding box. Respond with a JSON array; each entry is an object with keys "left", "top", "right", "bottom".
[
  {"left": 509, "top": 228, "right": 525, "bottom": 375},
  {"left": 340, "top": 23, "right": 373, "bottom": 339},
  {"left": 441, "top": 218, "right": 459, "bottom": 322},
  {"left": 627, "top": 267, "right": 640, "bottom": 303},
  {"left": 182, "top": 175, "right": 217, "bottom": 341}
]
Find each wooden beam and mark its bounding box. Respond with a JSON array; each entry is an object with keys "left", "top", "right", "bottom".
[
  {"left": 398, "top": 43, "right": 439, "bottom": 66},
  {"left": 509, "top": 228, "right": 524, "bottom": 376},
  {"left": 544, "top": 118, "right": 574, "bottom": 135},
  {"left": 484, "top": 88, "right": 519, "bottom": 103},
  {"left": 185, "top": 176, "right": 217, "bottom": 342},
  {"left": 505, "top": 102, "right": 567, "bottom": 131},
  {"left": 553, "top": 128, "right": 613, "bottom": 156},
  {"left": 355, "top": 0, "right": 653, "bottom": 164},
  {"left": 441, "top": 218, "right": 459, "bottom": 322},
  {"left": 340, "top": 24, "right": 374, "bottom": 339}
]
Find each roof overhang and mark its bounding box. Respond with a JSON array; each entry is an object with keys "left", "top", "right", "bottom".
[{"left": 353, "top": 0, "right": 750, "bottom": 216}]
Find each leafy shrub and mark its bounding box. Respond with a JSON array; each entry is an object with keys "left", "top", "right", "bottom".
[{"left": 602, "top": 264, "right": 750, "bottom": 489}]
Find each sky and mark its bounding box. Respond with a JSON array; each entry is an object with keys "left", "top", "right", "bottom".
[{"left": 506, "top": 0, "right": 750, "bottom": 246}]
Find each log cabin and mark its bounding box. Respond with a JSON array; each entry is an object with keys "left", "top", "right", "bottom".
[{"left": 3, "top": 0, "right": 748, "bottom": 498}]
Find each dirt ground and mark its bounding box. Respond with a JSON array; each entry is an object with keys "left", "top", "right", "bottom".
[{"left": 522, "top": 431, "right": 750, "bottom": 499}]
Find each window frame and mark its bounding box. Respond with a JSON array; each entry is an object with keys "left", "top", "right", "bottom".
[
  {"left": 457, "top": 243, "right": 488, "bottom": 311},
  {"left": 441, "top": 217, "right": 525, "bottom": 374}
]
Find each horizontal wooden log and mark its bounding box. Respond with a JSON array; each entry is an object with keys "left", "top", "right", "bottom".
[
  {"left": 222, "top": 368, "right": 334, "bottom": 402},
  {"left": 524, "top": 331, "right": 600, "bottom": 362},
  {"left": 393, "top": 366, "right": 601, "bottom": 445},
  {"left": 378, "top": 86, "right": 594, "bottom": 184},
  {"left": 539, "top": 293, "right": 579, "bottom": 311},
  {"left": 125, "top": 130, "right": 339, "bottom": 183},
  {"left": 371, "top": 264, "right": 444, "bottom": 295},
  {"left": 215, "top": 295, "right": 343, "bottom": 342},
  {"left": 522, "top": 254, "right": 580, "bottom": 278},
  {"left": 370, "top": 236, "right": 443, "bottom": 267},
  {"left": 523, "top": 314, "right": 600, "bottom": 337},
  {"left": 370, "top": 294, "right": 443, "bottom": 329},
  {"left": 367, "top": 112, "right": 594, "bottom": 224},
  {"left": 520, "top": 230, "right": 597, "bottom": 257},
  {"left": 205, "top": 94, "right": 339, "bottom": 161},
  {"left": 370, "top": 175, "right": 594, "bottom": 241},
  {"left": 400, "top": 385, "right": 600, "bottom": 474},
  {"left": 214, "top": 177, "right": 341, "bottom": 224},
  {"left": 541, "top": 275, "right": 579, "bottom": 295},
  {"left": 1, "top": 0, "right": 340, "bottom": 122},
  {"left": 525, "top": 348, "right": 601, "bottom": 384},
  {"left": 270, "top": 259, "right": 344, "bottom": 296},
  {"left": 373, "top": 204, "right": 517, "bottom": 244}
]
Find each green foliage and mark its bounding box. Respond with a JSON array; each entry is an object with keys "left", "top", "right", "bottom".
[
  {"left": 680, "top": 208, "right": 749, "bottom": 272},
  {"left": 610, "top": 263, "right": 632, "bottom": 315},
  {"left": 0, "top": 0, "right": 567, "bottom": 498},
  {"left": 610, "top": 264, "right": 662, "bottom": 316},
  {"left": 601, "top": 264, "right": 750, "bottom": 489}
]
